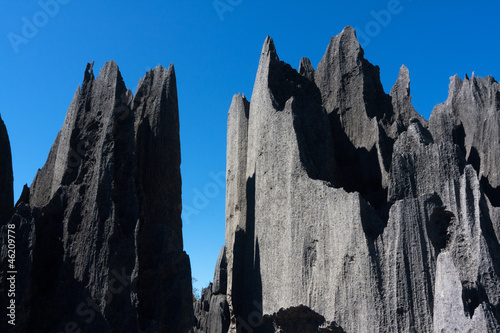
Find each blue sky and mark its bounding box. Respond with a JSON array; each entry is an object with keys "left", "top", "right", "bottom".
[{"left": 1, "top": 0, "right": 499, "bottom": 294}]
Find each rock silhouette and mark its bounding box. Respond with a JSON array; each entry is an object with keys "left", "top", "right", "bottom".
[{"left": 0, "top": 114, "right": 13, "bottom": 226}]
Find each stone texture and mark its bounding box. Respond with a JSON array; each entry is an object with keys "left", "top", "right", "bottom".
[
  {"left": 193, "top": 285, "right": 230, "bottom": 333},
  {"left": 390, "top": 65, "right": 426, "bottom": 134},
  {"left": 225, "top": 93, "right": 250, "bottom": 329},
  {"left": 0, "top": 114, "right": 13, "bottom": 225},
  {"left": 132, "top": 63, "right": 194, "bottom": 332},
  {"left": 429, "top": 73, "right": 500, "bottom": 209},
  {"left": 193, "top": 246, "right": 230, "bottom": 333},
  {"left": 1, "top": 61, "right": 193, "bottom": 332},
  {"left": 212, "top": 246, "right": 228, "bottom": 295},
  {"left": 314, "top": 26, "right": 394, "bottom": 209},
  {"left": 220, "top": 27, "right": 500, "bottom": 333},
  {"left": 260, "top": 305, "right": 346, "bottom": 333}
]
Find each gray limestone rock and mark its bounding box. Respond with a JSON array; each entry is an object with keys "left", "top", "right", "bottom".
[
  {"left": 0, "top": 114, "right": 13, "bottom": 225},
  {"left": 298, "top": 57, "right": 315, "bottom": 82},
  {"left": 193, "top": 285, "right": 230, "bottom": 333},
  {"left": 429, "top": 73, "right": 500, "bottom": 209},
  {"left": 220, "top": 27, "right": 500, "bottom": 333},
  {"left": 314, "top": 26, "right": 394, "bottom": 209},
  {"left": 193, "top": 246, "right": 230, "bottom": 333},
  {"left": 390, "top": 65, "right": 426, "bottom": 134},
  {"left": 1, "top": 61, "right": 193, "bottom": 332},
  {"left": 212, "top": 246, "right": 228, "bottom": 295},
  {"left": 225, "top": 93, "right": 250, "bottom": 328},
  {"left": 132, "top": 63, "right": 194, "bottom": 332}
]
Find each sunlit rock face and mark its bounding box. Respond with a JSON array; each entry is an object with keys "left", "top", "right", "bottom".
[{"left": 213, "top": 27, "right": 500, "bottom": 333}]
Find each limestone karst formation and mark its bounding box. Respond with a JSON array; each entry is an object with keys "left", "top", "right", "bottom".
[
  {"left": 0, "top": 61, "right": 193, "bottom": 333},
  {"left": 0, "top": 114, "right": 13, "bottom": 227},
  {"left": 194, "top": 27, "right": 500, "bottom": 332},
  {"left": 0, "top": 25, "right": 499, "bottom": 333}
]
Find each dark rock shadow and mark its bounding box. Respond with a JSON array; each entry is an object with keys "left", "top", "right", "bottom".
[
  {"left": 478, "top": 194, "right": 500, "bottom": 323},
  {"left": 328, "top": 111, "right": 388, "bottom": 211},
  {"left": 260, "top": 305, "right": 346, "bottom": 333},
  {"left": 467, "top": 146, "right": 481, "bottom": 176},
  {"left": 233, "top": 173, "right": 264, "bottom": 333},
  {"left": 480, "top": 176, "right": 500, "bottom": 207}
]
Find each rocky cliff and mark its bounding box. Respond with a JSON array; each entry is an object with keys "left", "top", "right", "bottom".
[
  {"left": 1, "top": 26, "right": 499, "bottom": 333},
  {"left": 197, "top": 27, "right": 500, "bottom": 332},
  {"left": 0, "top": 114, "right": 13, "bottom": 226},
  {"left": 0, "top": 61, "right": 193, "bottom": 332}
]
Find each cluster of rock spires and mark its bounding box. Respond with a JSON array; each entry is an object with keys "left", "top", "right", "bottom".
[
  {"left": 1, "top": 26, "right": 499, "bottom": 332},
  {"left": 196, "top": 26, "right": 500, "bottom": 332},
  {"left": 1, "top": 61, "right": 193, "bottom": 332}
]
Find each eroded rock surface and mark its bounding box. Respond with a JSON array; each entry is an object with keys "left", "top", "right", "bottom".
[
  {"left": 0, "top": 61, "right": 193, "bottom": 332},
  {"left": 193, "top": 246, "right": 230, "bottom": 333},
  {"left": 219, "top": 27, "right": 500, "bottom": 333}
]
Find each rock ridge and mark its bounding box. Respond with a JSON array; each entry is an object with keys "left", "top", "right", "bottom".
[
  {"left": 0, "top": 61, "right": 193, "bottom": 332},
  {"left": 199, "top": 27, "right": 500, "bottom": 333}
]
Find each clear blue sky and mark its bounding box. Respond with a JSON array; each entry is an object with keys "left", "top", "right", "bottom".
[{"left": 1, "top": 0, "right": 499, "bottom": 294}]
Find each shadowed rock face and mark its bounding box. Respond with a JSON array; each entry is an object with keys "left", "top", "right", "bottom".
[
  {"left": 0, "top": 61, "right": 193, "bottom": 332},
  {"left": 193, "top": 246, "right": 230, "bottom": 333},
  {"left": 211, "top": 27, "right": 500, "bottom": 333},
  {"left": 429, "top": 74, "right": 500, "bottom": 209},
  {"left": 0, "top": 114, "right": 13, "bottom": 225}
]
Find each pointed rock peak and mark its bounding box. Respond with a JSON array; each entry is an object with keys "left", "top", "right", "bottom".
[
  {"left": 465, "top": 73, "right": 469, "bottom": 80},
  {"left": 233, "top": 92, "right": 249, "bottom": 103},
  {"left": 299, "top": 57, "right": 315, "bottom": 81},
  {"left": 340, "top": 25, "right": 357, "bottom": 39},
  {"left": 99, "top": 60, "right": 119, "bottom": 76},
  {"left": 84, "top": 61, "right": 95, "bottom": 82},
  {"left": 391, "top": 65, "right": 411, "bottom": 97},
  {"left": 261, "top": 35, "right": 279, "bottom": 62},
  {"left": 90, "top": 60, "right": 126, "bottom": 93},
  {"left": 135, "top": 63, "right": 176, "bottom": 104},
  {"left": 140, "top": 63, "right": 176, "bottom": 91},
  {"left": 230, "top": 93, "right": 250, "bottom": 119},
  {"left": 398, "top": 65, "right": 410, "bottom": 82},
  {"left": 327, "top": 25, "right": 362, "bottom": 56},
  {"left": 448, "top": 74, "right": 464, "bottom": 98},
  {"left": 15, "top": 184, "right": 30, "bottom": 207}
]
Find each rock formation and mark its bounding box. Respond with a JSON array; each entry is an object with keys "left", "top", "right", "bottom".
[
  {"left": 196, "top": 27, "right": 500, "bottom": 332},
  {"left": 1, "top": 25, "right": 499, "bottom": 333},
  {"left": 193, "top": 246, "right": 230, "bottom": 333},
  {"left": 0, "top": 114, "right": 13, "bottom": 225},
  {"left": 0, "top": 61, "right": 193, "bottom": 332}
]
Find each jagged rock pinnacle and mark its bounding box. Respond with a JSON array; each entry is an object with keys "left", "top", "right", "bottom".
[
  {"left": 204, "top": 28, "right": 500, "bottom": 333},
  {"left": 1, "top": 61, "right": 193, "bottom": 332}
]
